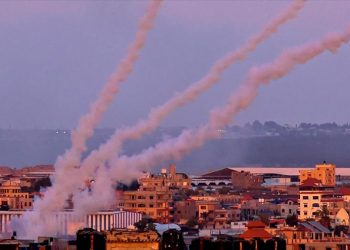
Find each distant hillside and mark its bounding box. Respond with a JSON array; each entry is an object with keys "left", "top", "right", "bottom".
[
  {"left": 1, "top": 125, "right": 350, "bottom": 174},
  {"left": 0, "top": 165, "right": 54, "bottom": 176}
]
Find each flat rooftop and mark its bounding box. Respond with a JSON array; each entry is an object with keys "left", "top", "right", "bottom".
[{"left": 229, "top": 167, "right": 350, "bottom": 176}]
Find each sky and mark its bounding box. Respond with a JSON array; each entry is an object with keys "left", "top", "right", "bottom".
[{"left": 1, "top": 0, "right": 350, "bottom": 130}]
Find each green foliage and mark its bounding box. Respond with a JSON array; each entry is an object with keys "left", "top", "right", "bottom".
[
  {"left": 315, "top": 206, "right": 331, "bottom": 229},
  {"left": 217, "top": 186, "right": 231, "bottom": 195},
  {"left": 134, "top": 217, "right": 156, "bottom": 232}
]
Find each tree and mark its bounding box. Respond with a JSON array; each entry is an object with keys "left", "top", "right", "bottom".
[
  {"left": 217, "top": 186, "right": 231, "bottom": 195},
  {"left": 186, "top": 217, "right": 198, "bottom": 228},
  {"left": 316, "top": 206, "right": 331, "bottom": 229},
  {"left": 134, "top": 217, "right": 156, "bottom": 232},
  {"left": 286, "top": 214, "right": 298, "bottom": 227}
]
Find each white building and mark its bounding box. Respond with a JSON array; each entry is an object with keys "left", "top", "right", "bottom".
[{"left": 0, "top": 209, "right": 142, "bottom": 236}]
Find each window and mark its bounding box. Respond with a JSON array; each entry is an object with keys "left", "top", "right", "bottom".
[
  {"left": 282, "top": 209, "right": 285, "bottom": 213},
  {"left": 303, "top": 212, "right": 307, "bottom": 215},
  {"left": 200, "top": 205, "right": 206, "bottom": 209},
  {"left": 312, "top": 203, "right": 319, "bottom": 208},
  {"left": 303, "top": 204, "right": 308, "bottom": 208},
  {"left": 303, "top": 196, "right": 309, "bottom": 200},
  {"left": 313, "top": 196, "right": 318, "bottom": 200},
  {"left": 289, "top": 209, "right": 292, "bottom": 214}
]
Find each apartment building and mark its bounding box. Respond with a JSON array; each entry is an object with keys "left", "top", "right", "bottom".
[
  {"left": 299, "top": 162, "right": 336, "bottom": 186},
  {"left": 120, "top": 164, "right": 191, "bottom": 223},
  {"left": 173, "top": 199, "right": 197, "bottom": 224},
  {"left": 0, "top": 179, "right": 33, "bottom": 210},
  {"left": 139, "top": 164, "right": 191, "bottom": 190},
  {"left": 299, "top": 178, "right": 343, "bottom": 220}
]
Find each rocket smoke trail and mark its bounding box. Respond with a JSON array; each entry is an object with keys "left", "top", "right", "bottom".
[
  {"left": 13, "top": 0, "right": 163, "bottom": 238},
  {"left": 77, "top": 25, "right": 350, "bottom": 213},
  {"left": 78, "top": 0, "right": 306, "bottom": 185}
]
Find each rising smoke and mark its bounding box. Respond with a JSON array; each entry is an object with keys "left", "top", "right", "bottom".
[
  {"left": 13, "top": 0, "right": 163, "bottom": 239},
  {"left": 71, "top": 0, "right": 306, "bottom": 210},
  {"left": 79, "top": 26, "right": 350, "bottom": 213},
  {"left": 13, "top": 0, "right": 350, "bottom": 240}
]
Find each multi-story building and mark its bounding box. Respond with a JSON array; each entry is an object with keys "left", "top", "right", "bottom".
[
  {"left": 231, "top": 171, "right": 263, "bottom": 189},
  {"left": 0, "top": 179, "right": 33, "bottom": 210},
  {"left": 212, "top": 208, "right": 234, "bottom": 229},
  {"left": 173, "top": 199, "right": 197, "bottom": 224},
  {"left": 278, "top": 200, "right": 298, "bottom": 218},
  {"left": 197, "top": 200, "right": 220, "bottom": 225},
  {"left": 0, "top": 210, "right": 142, "bottom": 235},
  {"left": 121, "top": 186, "right": 172, "bottom": 223},
  {"left": 299, "top": 178, "right": 342, "bottom": 220},
  {"left": 120, "top": 164, "right": 190, "bottom": 223},
  {"left": 299, "top": 163, "right": 336, "bottom": 186},
  {"left": 139, "top": 164, "right": 191, "bottom": 190}
]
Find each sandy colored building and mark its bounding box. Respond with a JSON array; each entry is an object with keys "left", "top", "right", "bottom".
[
  {"left": 122, "top": 187, "right": 172, "bottom": 223},
  {"left": 299, "top": 163, "right": 336, "bottom": 186},
  {"left": 0, "top": 179, "right": 33, "bottom": 210},
  {"left": 140, "top": 164, "right": 191, "bottom": 190},
  {"left": 299, "top": 178, "right": 343, "bottom": 220},
  {"left": 120, "top": 165, "right": 190, "bottom": 223},
  {"left": 276, "top": 221, "right": 350, "bottom": 250},
  {"left": 173, "top": 199, "right": 197, "bottom": 224},
  {"left": 231, "top": 171, "right": 263, "bottom": 189},
  {"left": 105, "top": 230, "right": 159, "bottom": 250}
]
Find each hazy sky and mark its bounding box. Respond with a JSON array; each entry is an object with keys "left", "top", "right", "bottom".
[{"left": 1, "top": 0, "right": 350, "bottom": 129}]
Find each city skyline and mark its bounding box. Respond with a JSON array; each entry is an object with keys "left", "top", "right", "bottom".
[{"left": 3, "top": 1, "right": 350, "bottom": 247}]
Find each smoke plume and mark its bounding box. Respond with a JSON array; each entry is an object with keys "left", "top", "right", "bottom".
[
  {"left": 13, "top": 0, "right": 163, "bottom": 239},
  {"left": 81, "top": 25, "right": 350, "bottom": 212},
  {"left": 77, "top": 0, "right": 306, "bottom": 188}
]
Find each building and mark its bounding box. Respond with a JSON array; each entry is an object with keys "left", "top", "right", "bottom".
[
  {"left": 298, "top": 178, "right": 342, "bottom": 220},
  {"left": 212, "top": 208, "right": 234, "bottom": 229},
  {"left": 191, "top": 168, "right": 235, "bottom": 188},
  {"left": 105, "top": 230, "right": 159, "bottom": 250},
  {"left": 0, "top": 210, "right": 142, "bottom": 235},
  {"left": 335, "top": 208, "right": 350, "bottom": 226},
  {"left": 197, "top": 200, "right": 220, "bottom": 223},
  {"left": 299, "top": 163, "right": 336, "bottom": 186},
  {"left": 139, "top": 164, "right": 191, "bottom": 190},
  {"left": 278, "top": 200, "right": 298, "bottom": 218},
  {"left": 121, "top": 186, "right": 172, "bottom": 223},
  {"left": 173, "top": 199, "right": 197, "bottom": 224},
  {"left": 0, "top": 179, "right": 33, "bottom": 210},
  {"left": 239, "top": 220, "right": 273, "bottom": 240},
  {"left": 231, "top": 170, "right": 263, "bottom": 189},
  {"left": 120, "top": 165, "right": 190, "bottom": 223},
  {"left": 276, "top": 221, "right": 350, "bottom": 250}
]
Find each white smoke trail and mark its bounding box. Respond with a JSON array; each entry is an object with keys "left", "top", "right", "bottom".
[
  {"left": 14, "top": 0, "right": 163, "bottom": 239},
  {"left": 78, "top": 0, "right": 306, "bottom": 186},
  {"left": 81, "top": 25, "right": 350, "bottom": 212}
]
